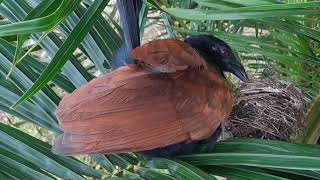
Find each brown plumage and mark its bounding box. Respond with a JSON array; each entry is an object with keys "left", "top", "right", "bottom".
[
  {"left": 131, "top": 39, "right": 207, "bottom": 72},
  {"left": 53, "top": 39, "right": 234, "bottom": 155}
]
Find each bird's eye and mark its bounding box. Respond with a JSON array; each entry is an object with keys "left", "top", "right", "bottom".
[{"left": 222, "top": 49, "right": 230, "bottom": 57}]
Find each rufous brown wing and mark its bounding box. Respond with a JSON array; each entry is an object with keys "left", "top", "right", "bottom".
[
  {"left": 52, "top": 39, "right": 233, "bottom": 155},
  {"left": 130, "top": 39, "right": 207, "bottom": 73}
]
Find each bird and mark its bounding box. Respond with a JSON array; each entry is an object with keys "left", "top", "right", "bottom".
[{"left": 52, "top": 34, "right": 248, "bottom": 157}]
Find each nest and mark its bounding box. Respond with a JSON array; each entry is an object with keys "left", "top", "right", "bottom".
[{"left": 224, "top": 79, "right": 306, "bottom": 142}]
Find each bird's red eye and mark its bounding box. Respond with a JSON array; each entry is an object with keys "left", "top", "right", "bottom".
[{"left": 222, "top": 49, "right": 230, "bottom": 57}]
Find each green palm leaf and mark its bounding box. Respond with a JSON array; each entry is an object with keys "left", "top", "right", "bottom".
[
  {"left": 12, "top": 0, "right": 110, "bottom": 108},
  {"left": 0, "top": 0, "right": 319, "bottom": 179},
  {"left": 0, "top": 123, "right": 101, "bottom": 179}
]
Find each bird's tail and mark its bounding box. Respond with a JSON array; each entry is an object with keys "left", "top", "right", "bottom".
[{"left": 113, "top": 0, "right": 142, "bottom": 68}]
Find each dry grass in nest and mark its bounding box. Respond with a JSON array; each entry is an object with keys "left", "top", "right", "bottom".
[{"left": 224, "top": 79, "right": 306, "bottom": 142}]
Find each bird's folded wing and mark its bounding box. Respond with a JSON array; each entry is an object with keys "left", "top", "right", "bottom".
[
  {"left": 53, "top": 66, "right": 226, "bottom": 155},
  {"left": 130, "top": 39, "right": 207, "bottom": 73}
]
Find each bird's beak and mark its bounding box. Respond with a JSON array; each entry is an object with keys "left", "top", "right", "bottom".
[{"left": 228, "top": 59, "right": 248, "bottom": 82}]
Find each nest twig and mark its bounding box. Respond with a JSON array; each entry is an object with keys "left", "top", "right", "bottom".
[{"left": 224, "top": 80, "right": 306, "bottom": 142}]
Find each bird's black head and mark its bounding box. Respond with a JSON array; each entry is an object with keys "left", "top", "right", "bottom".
[{"left": 185, "top": 35, "right": 248, "bottom": 81}]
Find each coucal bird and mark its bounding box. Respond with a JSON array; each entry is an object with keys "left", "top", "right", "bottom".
[
  {"left": 53, "top": 0, "right": 246, "bottom": 157},
  {"left": 52, "top": 35, "right": 248, "bottom": 157}
]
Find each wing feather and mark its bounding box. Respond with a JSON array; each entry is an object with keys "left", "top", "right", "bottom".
[{"left": 130, "top": 39, "right": 207, "bottom": 73}]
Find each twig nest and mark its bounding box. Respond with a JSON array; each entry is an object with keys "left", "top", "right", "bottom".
[{"left": 224, "top": 79, "right": 306, "bottom": 142}]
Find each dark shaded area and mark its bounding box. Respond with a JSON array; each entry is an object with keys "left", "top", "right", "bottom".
[{"left": 142, "top": 127, "right": 222, "bottom": 158}]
